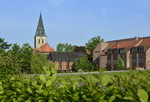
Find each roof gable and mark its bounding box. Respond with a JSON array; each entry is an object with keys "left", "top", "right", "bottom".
[{"left": 33, "top": 43, "right": 54, "bottom": 53}]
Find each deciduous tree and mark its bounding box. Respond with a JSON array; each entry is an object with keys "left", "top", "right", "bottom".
[
  {"left": 30, "top": 53, "right": 54, "bottom": 74},
  {"left": 56, "top": 43, "right": 74, "bottom": 52},
  {"left": 73, "top": 56, "right": 94, "bottom": 71},
  {"left": 20, "top": 43, "right": 33, "bottom": 72},
  {"left": 85, "top": 36, "right": 104, "bottom": 61}
]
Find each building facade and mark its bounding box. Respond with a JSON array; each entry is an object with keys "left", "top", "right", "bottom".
[{"left": 93, "top": 37, "right": 150, "bottom": 70}]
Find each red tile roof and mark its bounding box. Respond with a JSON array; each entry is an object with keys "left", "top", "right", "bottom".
[
  {"left": 33, "top": 43, "right": 54, "bottom": 53},
  {"left": 139, "top": 38, "right": 150, "bottom": 46},
  {"left": 108, "top": 39, "right": 141, "bottom": 49}
]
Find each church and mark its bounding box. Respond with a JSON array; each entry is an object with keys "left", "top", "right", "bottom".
[
  {"left": 33, "top": 14, "right": 82, "bottom": 71},
  {"left": 33, "top": 13, "right": 54, "bottom": 54}
]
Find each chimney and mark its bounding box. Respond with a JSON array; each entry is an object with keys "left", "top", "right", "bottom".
[{"left": 135, "top": 36, "right": 138, "bottom": 40}]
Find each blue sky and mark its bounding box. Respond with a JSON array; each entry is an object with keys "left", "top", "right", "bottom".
[{"left": 0, "top": 0, "right": 150, "bottom": 49}]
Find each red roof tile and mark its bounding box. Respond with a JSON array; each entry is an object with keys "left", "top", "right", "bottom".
[
  {"left": 33, "top": 43, "right": 54, "bottom": 53},
  {"left": 108, "top": 39, "right": 141, "bottom": 49},
  {"left": 139, "top": 38, "right": 150, "bottom": 46}
]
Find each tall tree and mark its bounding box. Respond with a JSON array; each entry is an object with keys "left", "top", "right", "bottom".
[
  {"left": 73, "top": 46, "right": 87, "bottom": 54},
  {"left": 0, "top": 44, "right": 21, "bottom": 75},
  {"left": 8, "top": 44, "right": 22, "bottom": 73},
  {"left": 85, "top": 36, "right": 104, "bottom": 61},
  {"left": 30, "top": 53, "right": 54, "bottom": 74},
  {"left": 85, "top": 36, "right": 104, "bottom": 54},
  {"left": 73, "top": 56, "right": 94, "bottom": 71},
  {"left": 56, "top": 43, "right": 74, "bottom": 52},
  {"left": 20, "top": 43, "right": 33, "bottom": 73},
  {"left": 0, "top": 38, "right": 11, "bottom": 52}
]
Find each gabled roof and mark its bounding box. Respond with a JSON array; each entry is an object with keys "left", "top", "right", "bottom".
[
  {"left": 33, "top": 43, "right": 54, "bottom": 53},
  {"left": 49, "top": 52, "right": 83, "bottom": 61},
  {"left": 139, "top": 38, "right": 150, "bottom": 46},
  {"left": 35, "top": 13, "right": 46, "bottom": 36},
  {"left": 108, "top": 39, "right": 141, "bottom": 49}
]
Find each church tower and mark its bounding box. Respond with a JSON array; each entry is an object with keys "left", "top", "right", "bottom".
[{"left": 34, "top": 13, "right": 47, "bottom": 48}]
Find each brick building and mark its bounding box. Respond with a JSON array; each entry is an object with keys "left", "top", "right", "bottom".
[{"left": 93, "top": 37, "right": 150, "bottom": 70}]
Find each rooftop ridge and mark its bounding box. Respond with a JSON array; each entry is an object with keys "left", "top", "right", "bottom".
[{"left": 106, "top": 36, "right": 150, "bottom": 42}]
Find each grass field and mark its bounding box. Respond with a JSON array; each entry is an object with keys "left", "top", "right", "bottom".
[
  {"left": 57, "top": 71, "right": 128, "bottom": 81},
  {"left": 56, "top": 70, "right": 150, "bottom": 82}
]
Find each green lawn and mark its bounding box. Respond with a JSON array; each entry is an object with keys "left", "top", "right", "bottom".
[
  {"left": 56, "top": 70, "right": 150, "bottom": 82},
  {"left": 57, "top": 71, "right": 125, "bottom": 82}
]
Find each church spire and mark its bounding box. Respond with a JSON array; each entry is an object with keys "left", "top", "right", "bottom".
[{"left": 35, "top": 13, "right": 46, "bottom": 36}]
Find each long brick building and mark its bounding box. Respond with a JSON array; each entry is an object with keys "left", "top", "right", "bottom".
[{"left": 93, "top": 37, "right": 150, "bottom": 70}]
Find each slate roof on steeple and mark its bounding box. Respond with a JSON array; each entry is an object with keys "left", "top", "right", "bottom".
[{"left": 35, "top": 13, "right": 46, "bottom": 36}]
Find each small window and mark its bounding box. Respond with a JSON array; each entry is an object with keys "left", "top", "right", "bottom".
[
  {"left": 130, "top": 48, "right": 137, "bottom": 54},
  {"left": 38, "top": 39, "right": 40, "bottom": 44},
  {"left": 112, "top": 49, "right": 118, "bottom": 54},
  {"left": 119, "top": 48, "right": 125, "bottom": 54},
  {"left": 138, "top": 47, "right": 144, "bottom": 54},
  {"left": 107, "top": 49, "right": 112, "bottom": 55},
  {"left": 42, "top": 39, "right": 44, "bottom": 44}
]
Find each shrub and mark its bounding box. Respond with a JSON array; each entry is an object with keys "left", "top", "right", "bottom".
[
  {"left": 116, "top": 58, "right": 125, "bottom": 70},
  {"left": 73, "top": 56, "right": 94, "bottom": 71},
  {"left": 30, "top": 53, "right": 55, "bottom": 74},
  {"left": 0, "top": 70, "right": 150, "bottom": 101}
]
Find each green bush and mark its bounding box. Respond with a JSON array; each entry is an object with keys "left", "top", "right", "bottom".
[
  {"left": 0, "top": 70, "right": 150, "bottom": 101},
  {"left": 73, "top": 56, "right": 94, "bottom": 71},
  {"left": 116, "top": 58, "right": 125, "bottom": 70},
  {"left": 30, "top": 53, "right": 55, "bottom": 74}
]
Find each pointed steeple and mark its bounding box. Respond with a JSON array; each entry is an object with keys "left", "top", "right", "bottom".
[{"left": 35, "top": 13, "right": 46, "bottom": 36}]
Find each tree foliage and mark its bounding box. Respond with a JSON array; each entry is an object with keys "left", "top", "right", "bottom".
[
  {"left": 0, "top": 70, "right": 150, "bottom": 101},
  {"left": 73, "top": 56, "right": 94, "bottom": 71},
  {"left": 0, "top": 38, "right": 11, "bottom": 50},
  {"left": 0, "top": 38, "right": 33, "bottom": 75},
  {"left": 85, "top": 36, "right": 104, "bottom": 54},
  {"left": 116, "top": 58, "right": 125, "bottom": 70},
  {"left": 85, "top": 36, "right": 104, "bottom": 61},
  {"left": 56, "top": 43, "right": 75, "bottom": 52},
  {"left": 30, "top": 53, "right": 54, "bottom": 74},
  {"left": 20, "top": 43, "right": 33, "bottom": 72},
  {"left": 73, "top": 46, "right": 87, "bottom": 54},
  {"left": 0, "top": 43, "right": 21, "bottom": 75}
]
